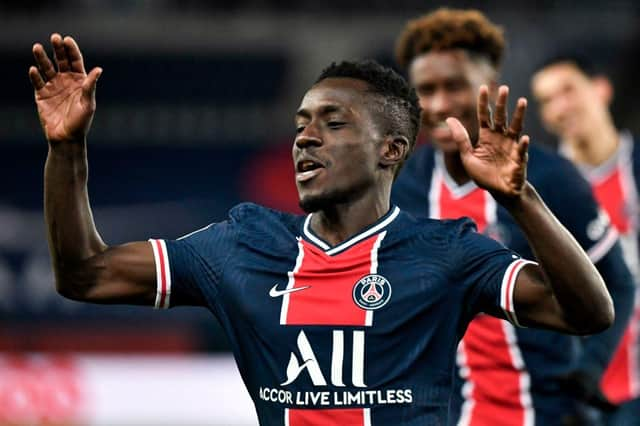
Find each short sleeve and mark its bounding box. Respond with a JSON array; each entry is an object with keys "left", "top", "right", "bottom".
[
  {"left": 148, "top": 219, "right": 236, "bottom": 308},
  {"left": 452, "top": 220, "right": 537, "bottom": 327}
]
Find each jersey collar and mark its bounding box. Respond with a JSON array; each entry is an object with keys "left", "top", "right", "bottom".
[
  {"left": 560, "top": 130, "right": 634, "bottom": 183},
  {"left": 434, "top": 150, "right": 478, "bottom": 198},
  {"left": 302, "top": 206, "right": 400, "bottom": 256}
]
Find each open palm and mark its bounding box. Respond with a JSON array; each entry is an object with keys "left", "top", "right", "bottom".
[
  {"left": 29, "top": 34, "right": 102, "bottom": 143},
  {"left": 448, "top": 85, "right": 529, "bottom": 199}
]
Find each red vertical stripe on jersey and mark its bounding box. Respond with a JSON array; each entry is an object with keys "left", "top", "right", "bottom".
[
  {"left": 440, "top": 184, "right": 489, "bottom": 231},
  {"left": 284, "top": 237, "right": 377, "bottom": 326},
  {"left": 601, "top": 322, "right": 638, "bottom": 403},
  {"left": 433, "top": 175, "right": 530, "bottom": 426},
  {"left": 154, "top": 239, "right": 168, "bottom": 308},
  {"left": 459, "top": 317, "right": 529, "bottom": 426},
  {"left": 592, "top": 168, "right": 631, "bottom": 233},
  {"left": 288, "top": 408, "right": 367, "bottom": 426}
]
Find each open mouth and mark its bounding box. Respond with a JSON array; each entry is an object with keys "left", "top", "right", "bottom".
[{"left": 296, "top": 159, "right": 324, "bottom": 182}]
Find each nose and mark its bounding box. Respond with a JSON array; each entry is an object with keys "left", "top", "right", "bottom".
[
  {"left": 423, "top": 91, "right": 452, "bottom": 118},
  {"left": 295, "top": 123, "right": 323, "bottom": 149}
]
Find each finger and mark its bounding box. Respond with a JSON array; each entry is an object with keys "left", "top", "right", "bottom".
[
  {"left": 64, "top": 36, "right": 86, "bottom": 74},
  {"left": 51, "top": 33, "right": 70, "bottom": 73},
  {"left": 507, "top": 97, "right": 528, "bottom": 139},
  {"left": 494, "top": 85, "right": 509, "bottom": 131},
  {"left": 32, "top": 43, "right": 56, "bottom": 80},
  {"left": 517, "top": 135, "right": 530, "bottom": 161},
  {"left": 28, "top": 65, "right": 46, "bottom": 90},
  {"left": 446, "top": 117, "right": 473, "bottom": 156},
  {"left": 477, "top": 85, "right": 491, "bottom": 129},
  {"left": 82, "top": 67, "right": 103, "bottom": 101}
]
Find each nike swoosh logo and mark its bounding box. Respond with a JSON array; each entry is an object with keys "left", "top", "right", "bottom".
[{"left": 269, "top": 284, "right": 311, "bottom": 297}]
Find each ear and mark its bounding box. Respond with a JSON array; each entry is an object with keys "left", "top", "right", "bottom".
[
  {"left": 380, "top": 135, "right": 409, "bottom": 169},
  {"left": 592, "top": 75, "right": 614, "bottom": 107}
]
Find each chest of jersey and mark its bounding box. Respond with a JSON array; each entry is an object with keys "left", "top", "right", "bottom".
[
  {"left": 590, "top": 166, "right": 635, "bottom": 234},
  {"left": 429, "top": 170, "right": 495, "bottom": 234},
  {"left": 230, "top": 231, "right": 456, "bottom": 339},
  {"left": 221, "top": 228, "right": 460, "bottom": 424}
]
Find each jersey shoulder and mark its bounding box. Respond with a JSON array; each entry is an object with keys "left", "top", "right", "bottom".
[
  {"left": 398, "top": 144, "right": 436, "bottom": 178},
  {"left": 392, "top": 145, "right": 437, "bottom": 216},
  {"left": 391, "top": 209, "right": 479, "bottom": 252},
  {"left": 527, "top": 144, "right": 583, "bottom": 182},
  {"left": 228, "top": 202, "right": 304, "bottom": 249},
  {"left": 527, "top": 144, "right": 594, "bottom": 199}
]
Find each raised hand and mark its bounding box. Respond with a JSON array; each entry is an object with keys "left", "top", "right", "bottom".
[
  {"left": 447, "top": 85, "right": 529, "bottom": 201},
  {"left": 29, "top": 34, "right": 102, "bottom": 144}
]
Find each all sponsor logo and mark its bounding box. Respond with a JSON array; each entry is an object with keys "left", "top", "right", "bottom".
[{"left": 260, "top": 330, "right": 413, "bottom": 407}]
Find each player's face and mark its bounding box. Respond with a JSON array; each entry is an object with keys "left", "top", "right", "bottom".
[
  {"left": 293, "top": 78, "right": 383, "bottom": 213},
  {"left": 532, "top": 63, "right": 604, "bottom": 141},
  {"left": 409, "top": 50, "right": 494, "bottom": 153}
]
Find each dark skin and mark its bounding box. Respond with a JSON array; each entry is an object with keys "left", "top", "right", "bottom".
[
  {"left": 409, "top": 49, "right": 495, "bottom": 185},
  {"left": 31, "top": 34, "right": 613, "bottom": 334},
  {"left": 294, "top": 78, "right": 408, "bottom": 243}
]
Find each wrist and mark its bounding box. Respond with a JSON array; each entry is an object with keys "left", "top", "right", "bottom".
[
  {"left": 48, "top": 134, "right": 87, "bottom": 146},
  {"left": 47, "top": 141, "right": 89, "bottom": 176},
  {"left": 48, "top": 138, "right": 87, "bottom": 155},
  {"left": 493, "top": 182, "right": 537, "bottom": 211}
]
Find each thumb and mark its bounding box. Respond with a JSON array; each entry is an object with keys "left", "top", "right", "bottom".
[
  {"left": 446, "top": 117, "right": 472, "bottom": 155},
  {"left": 82, "top": 67, "right": 102, "bottom": 101}
]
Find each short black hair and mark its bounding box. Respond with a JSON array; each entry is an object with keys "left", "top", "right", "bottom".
[
  {"left": 315, "top": 60, "right": 421, "bottom": 174},
  {"left": 535, "top": 51, "right": 598, "bottom": 77}
]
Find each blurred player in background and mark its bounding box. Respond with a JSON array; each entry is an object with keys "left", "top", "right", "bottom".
[
  {"left": 30, "top": 33, "right": 617, "bottom": 425},
  {"left": 392, "top": 8, "right": 635, "bottom": 426},
  {"left": 532, "top": 54, "right": 640, "bottom": 426}
]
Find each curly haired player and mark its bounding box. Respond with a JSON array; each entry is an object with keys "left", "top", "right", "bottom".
[{"left": 393, "top": 8, "right": 634, "bottom": 426}]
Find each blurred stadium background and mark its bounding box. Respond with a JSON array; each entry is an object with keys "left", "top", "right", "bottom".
[{"left": 1, "top": 0, "right": 640, "bottom": 424}]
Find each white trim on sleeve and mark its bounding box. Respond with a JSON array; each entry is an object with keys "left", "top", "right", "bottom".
[
  {"left": 500, "top": 258, "right": 537, "bottom": 327},
  {"left": 149, "top": 239, "right": 172, "bottom": 309},
  {"left": 587, "top": 227, "right": 619, "bottom": 264}
]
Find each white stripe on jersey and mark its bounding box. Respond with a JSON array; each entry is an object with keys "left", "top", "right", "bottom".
[
  {"left": 149, "top": 239, "right": 171, "bottom": 309},
  {"left": 500, "top": 259, "right": 537, "bottom": 327}
]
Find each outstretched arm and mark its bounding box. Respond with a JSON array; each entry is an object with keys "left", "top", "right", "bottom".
[
  {"left": 31, "top": 33, "right": 156, "bottom": 304},
  {"left": 449, "top": 85, "right": 613, "bottom": 334}
]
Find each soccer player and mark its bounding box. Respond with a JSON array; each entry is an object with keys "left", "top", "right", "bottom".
[
  {"left": 532, "top": 54, "right": 640, "bottom": 425},
  {"left": 392, "top": 9, "right": 635, "bottom": 426},
  {"left": 31, "top": 33, "right": 614, "bottom": 426}
]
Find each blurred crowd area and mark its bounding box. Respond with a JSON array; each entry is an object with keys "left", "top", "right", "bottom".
[{"left": 1, "top": 1, "right": 640, "bottom": 423}]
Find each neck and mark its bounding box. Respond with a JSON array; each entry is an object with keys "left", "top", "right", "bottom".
[
  {"left": 564, "top": 120, "right": 619, "bottom": 166},
  {"left": 442, "top": 150, "right": 471, "bottom": 185},
  {"left": 309, "top": 185, "right": 391, "bottom": 246}
]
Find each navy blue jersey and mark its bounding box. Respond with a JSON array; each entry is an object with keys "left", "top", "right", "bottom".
[
  {"left": 392, "top": 144, "right": 635, "bottom": 425},
  {"left": 149, "top": 203, "right": 535, "bottom": 426},
  {"left": 561, "top": 131, "right": 640, "bottom": 404}
]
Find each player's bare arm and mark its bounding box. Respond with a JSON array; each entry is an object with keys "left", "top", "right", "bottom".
[
  {"left": 30, "top": 33, "right": 156, "bottom": 304},
  {"left": 449, "top": 84, "right": 614, "bottom": 334}
]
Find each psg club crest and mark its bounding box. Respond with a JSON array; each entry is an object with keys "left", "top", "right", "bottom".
[{"left": 352, "top": 274, "right": 392, "bottom": 310}]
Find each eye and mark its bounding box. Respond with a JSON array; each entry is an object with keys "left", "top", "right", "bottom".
[
  {"left": 296, "top": 125, "right": 306, "bottom": 134},
  {"left": 328, "top": 121, "right": 345, "bottom": 129},
  {"left": 445, "top": 80, "right": 465, "bottom": 92},
  {"left": 416, "top": 84, "right": 435, "bottom": 96}
]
